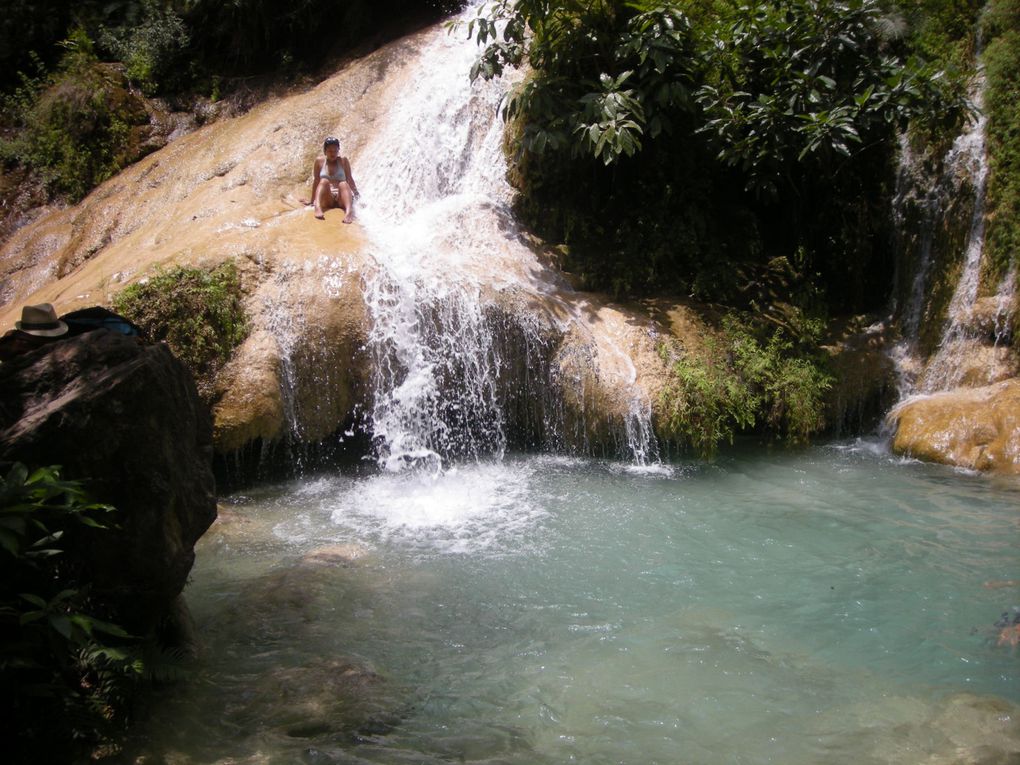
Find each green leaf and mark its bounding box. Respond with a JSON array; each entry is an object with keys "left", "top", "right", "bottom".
[
  {"left": 18, "top": 593, "right": 47, "bottom": 609},
  {"left": 48, "top": 614, "right": 73, "bottom": 640},
  {"left": 0, "top": 528, "right": 20, "bottom": 555},
  {"left": 88, "top": 617, "right": 134, "bottom": 639}
]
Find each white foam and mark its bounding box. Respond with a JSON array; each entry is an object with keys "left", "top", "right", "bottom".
[
  {"left": 327, "top": 461, "right": 547, "bottom": 555},
  {"left": 614, "top": 462, "right": 678, "bottom": 478}
]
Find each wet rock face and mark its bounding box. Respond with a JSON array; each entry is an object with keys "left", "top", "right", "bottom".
[
  {"left": 0, "top": 330, "right": 217, "bottom": 632},
  {"left": 212, "top": 265, "right": 372, "bottom": 452},
  {"left": 823, "top": 317, "right": 898, "bottom": 436},
  {"left": 888, "top": 379, "right": 1020, "bottom": 474}
]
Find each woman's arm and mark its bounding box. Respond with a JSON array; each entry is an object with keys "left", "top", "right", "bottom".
[
  {"left": 342, "top": 156, "right": 358, "bottom": 196},
  {"left": 300, "top": 157, "right": 324, "bottom": 204}
]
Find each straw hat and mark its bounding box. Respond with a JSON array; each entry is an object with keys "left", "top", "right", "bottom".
[{"left": 15, "top": 303, "right": 69, "bottom": 337}]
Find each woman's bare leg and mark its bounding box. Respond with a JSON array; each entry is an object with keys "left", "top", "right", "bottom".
[
  {"left": 314, "top": 180, "right": 335, "bottom": 219},
  {"left": 339, "top": 183, "right": 355, "bottom": 224}
]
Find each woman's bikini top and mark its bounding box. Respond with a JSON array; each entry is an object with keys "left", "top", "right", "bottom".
[{"left": 320, "top": 159, "right": 347, "bottom": 183}]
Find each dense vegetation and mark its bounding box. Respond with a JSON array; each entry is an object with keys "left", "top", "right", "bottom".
[
  {"left": 113, "top": 263, "right": 249, "bottom": 403},
  {"left": 981, "top": 0, "right": 1020, "bottom": 279},
  {"left": 0, "top": 464, "right": 138, "bottom": 762},
  {"left": 464, "top": 0, "right": 972, "bottom": 310},
  {"left": 0, "top": 27, "right": 152, "bottom": 201},
  {"left": 0, "top": 1, "right": 462, "bottom": 94},
  {"left": 658, "top": 311, "right": 834, "bottom": 456}
]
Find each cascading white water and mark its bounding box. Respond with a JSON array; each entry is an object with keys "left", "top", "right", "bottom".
[
  {"left": 352, "top": 4, "right": 660, "bottom": 471},
  {"left": 361, "top": 276, "right": 507, "bottom": 471},
  {"left": 353, "top": 6, "right": 517, "bottom": 472},
  {"left": 917, "top": 78, "right": 990, "bottom": 393},
  {"left": 889, "top": 67, "right": 1016, "bottom": 400}
]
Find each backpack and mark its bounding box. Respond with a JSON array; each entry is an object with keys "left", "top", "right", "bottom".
[{"left": 61, "top": 307, "right": 143, "bottom": 339}]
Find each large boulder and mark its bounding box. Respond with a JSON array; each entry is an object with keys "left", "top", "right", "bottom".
[
  {"left": 888, "top": 378, "right": 1020, "bottom": 474},
  {"left": 0, "top": 330, "right": 217, "bottom": 633}
]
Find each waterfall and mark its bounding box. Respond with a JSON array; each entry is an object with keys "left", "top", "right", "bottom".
[
  {"left": 917, "top": 79, "right": 990, "bottom": 393},
  {"left": 889, "top": 65, "right": 1015, "bottom": 401},
  {"left": 352, "top": 4, "right": 660, "bottom": 471},
  {"left": 889, "top": 86, "right": 990, "bottom": 397}
]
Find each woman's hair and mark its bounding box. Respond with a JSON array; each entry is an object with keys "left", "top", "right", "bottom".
[{"left": 323, "top": 136, "right": 340, "bottom": 150}]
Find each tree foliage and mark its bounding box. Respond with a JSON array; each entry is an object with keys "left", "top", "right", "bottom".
[
  {"left": 696, "top": 0, "right": 966, "bottom": 197},
  {"left": 981, "top": 0, "right": 1020, "bottom": 276},
  {"left": 99, "top": 0, "right": 190, "bottom": 95},
  {"left": 0, "top": 1, "right": 461, "bottom": 93},
  {"left": 463, "top": 0, "right": 970, "bottom": 312},
  {"left": 0, "top": 26, "right": 151, "bottom": 202},
  {"left": 462, "top": 1, "right": 698, "bottom": 164}
]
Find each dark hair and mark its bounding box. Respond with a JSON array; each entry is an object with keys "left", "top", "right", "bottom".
[{"left": 323, "top": 136, "right": 340, "bottom": 150}]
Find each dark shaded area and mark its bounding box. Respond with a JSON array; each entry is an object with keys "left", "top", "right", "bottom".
[
  {"left": 0, "top": 0, "right": 464, "bottom": 93},
  {"left": 213, "top": 421, "right": 373, "bottom": 491},
  {"left": 482, "top": 0, "right": 973, "bottom": 325},
  {"left": 0, "top": 330, "right": 217, "bottom": 634},
  {"left": 0, "top": 329, "right": 218, "bottom": 761}
]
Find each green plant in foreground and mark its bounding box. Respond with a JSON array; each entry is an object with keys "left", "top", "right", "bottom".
[
  {"left": 113, "top": 262, "right": 249, "bottom": 402},
  {"left": 0, "top": 463, "right": 140, "bottom": 760},
  {"left": 659, "top": 314, "right": 833, "bottom": 458}
]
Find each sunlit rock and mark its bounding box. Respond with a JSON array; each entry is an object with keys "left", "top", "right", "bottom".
[
  {"left": 888, "top": 379, "right": 1020, "bottom": 474},
  {"left": 969, "top": 294, "right": 1017, "bottom": 340}
]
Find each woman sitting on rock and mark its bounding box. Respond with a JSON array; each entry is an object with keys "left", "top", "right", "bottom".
[{"left": 300, "top": 136, "right": 359, "bottom": 223}]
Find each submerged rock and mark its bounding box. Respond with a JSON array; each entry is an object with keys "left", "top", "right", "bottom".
[
  {"left": 0, "top": 330, "right": 217, "bottom": 633},
  {"left": 301, "top": 543, "right": 370, "bottom": 568},
  {"left": 923, "top": 693, "right": 1020, "bottom": 763},
  {"left": 888, "top": 379, "right": 1020, "bottom": 474},
  {"left": 241, "top": 659, "right": 388, "bottom": 737}
]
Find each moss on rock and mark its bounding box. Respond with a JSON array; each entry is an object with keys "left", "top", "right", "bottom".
[{"left": 113, "top": 262, "right": 248, "bottom": 404}]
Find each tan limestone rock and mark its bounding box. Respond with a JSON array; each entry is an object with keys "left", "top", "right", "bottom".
[
  {"left": 888, "top": 378, "right": 1020, "bottom": 474},
  {"left": 0, "top": 25, "right": 408, "bottom": 455},
  {"left": 211, "top": 330, "right": 286, "bottom": 451}
]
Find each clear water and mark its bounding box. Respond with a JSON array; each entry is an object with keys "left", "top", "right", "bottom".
[{"left": 124, "top": 444, "right": 1020, "bottom": 764}]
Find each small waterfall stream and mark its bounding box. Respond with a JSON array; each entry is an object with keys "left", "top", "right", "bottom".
[
  {"left": 917, "top": 79, "right": 990, "bottom": 393},
  {"left": 352, "top": 5, "right": 659, "bottom": 470},
  {"left": 890, "top": 67, "right": 1016, "bottom": 402}
]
